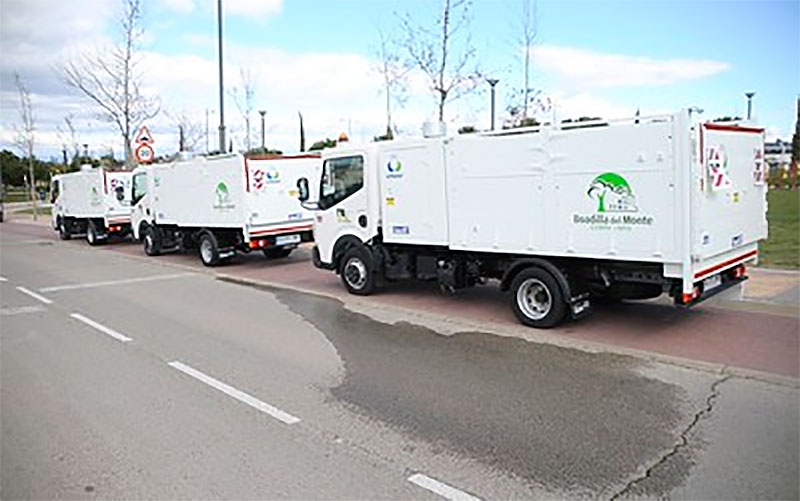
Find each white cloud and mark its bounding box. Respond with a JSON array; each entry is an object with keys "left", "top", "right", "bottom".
[
  {"left": 533, "top": 45, "right": 730, "bottom": 89},
  {"left": 221, "top": 0, "right": 283, "bottom": 18},
  {"left": 160, "top": 0, "right": 195, "bottom": 13}
]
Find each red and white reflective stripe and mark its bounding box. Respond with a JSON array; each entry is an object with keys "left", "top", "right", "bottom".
[
  {"left": 694, "top": 249, "right": 758, "bottom": 280},
  {"left": 703, "top": 123, "right": 764, "bottom": 134},
  {"left": 249, "top": 224, "right": 312, "bottom": 237}
]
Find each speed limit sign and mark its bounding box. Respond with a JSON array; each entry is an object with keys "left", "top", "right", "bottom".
[{"left": 135, "top": 143, "right": 154, "bottom": 164}]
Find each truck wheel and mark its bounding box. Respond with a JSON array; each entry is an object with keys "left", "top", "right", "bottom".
[
  {"left": 58, "top": 219, "right": 71, "bottom": 240},
  {"left": 262, "top": 247, "right": 292, "bottom": 259},
  {"left": 198, "top": 232, "right": 221, "bottom": 267},
  {"left": 86, "top": 221, "right": 103, "bottom": 246},
  {"left": 143, "top": 225, "right": 163, "bottom": 256},
  {"left": 340, "top": 246, "right": 375, "bottom": 295},
  {"left": 510, "top": 267, "right": 567, "bottom": 328}
]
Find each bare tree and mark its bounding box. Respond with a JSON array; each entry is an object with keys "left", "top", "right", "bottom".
[
  {"left": 230, "top": 68, "right": 256, "bottom": 152},
  {"left": 61, "top": 0, "right": 160, "bottom": 166},
  {"left": 13, "top": 73, "right": 38, "bottom": 220},
  {"left": 399, "top": 0, "right": 482, "bottom": 122},
  {"left": 519, "top": 0, "right": 538, "bottom": 120},
  {"left": 167, "top": 111, "right": 204, "bottom": 152},
  {"left": 56, "top": 113, "right": 81, "bottom": 168},
  {"left": 374, "top": 27, "right": 409, "bottom": 139}
]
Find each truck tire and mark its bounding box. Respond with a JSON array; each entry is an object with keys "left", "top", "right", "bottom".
[
  {"left": 262, "top": 247, "right": 292, "bottom": 259},
  {"left": 340, "top": 246, "right": 375, "bottom": 295},
  {"left": 86, "top": 220, "right": 103, "bottom": 246},
  {"left": 510, "top": 267, "right": 567, "bottom": 328},
  {"left": 198, "top": 232, "right": 221, "bottom": 267},
  {"left": 58, "top": 218, "right": 71, "bottom": 240},
  {"left": 143, "top": 225, "right": 163, "bottom": 256}
]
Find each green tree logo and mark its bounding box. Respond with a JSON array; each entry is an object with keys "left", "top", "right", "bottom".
[
  {"left": 214, "top": 181, "right": 234, "bottom": 208},
  {"left": 587, "top": 172, "right": 637, "bottom": 213}
]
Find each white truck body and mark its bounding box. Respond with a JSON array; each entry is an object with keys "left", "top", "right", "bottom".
[
  {"left": 51, "top": 168, "right": 134, "bottom": 244},
  {"left": 305, "top": 110, "right": 767, "bottom": 327},
  {"left": 132, "top": 153, "right": 320, "bottom": 265}
]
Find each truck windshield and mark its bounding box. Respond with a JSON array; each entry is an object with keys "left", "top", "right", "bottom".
[
  {"left": 132, "top": 172, "right": 147, "bottom": 205},
  {"left": 318, "top": 155, "right": 363, "bottom": 210}
]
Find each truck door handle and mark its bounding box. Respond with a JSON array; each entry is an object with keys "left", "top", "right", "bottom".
[{"left": 358, "top": 215, "right": 367, "bottom": 228}]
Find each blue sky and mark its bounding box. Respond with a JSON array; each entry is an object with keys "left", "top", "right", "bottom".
[{"left": 1, "top": 0, "right": 798, "bottom": 160}]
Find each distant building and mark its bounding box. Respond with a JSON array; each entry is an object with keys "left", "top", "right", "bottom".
[{"left": 765, "top": 139, "right": 792, "bottom": 175}]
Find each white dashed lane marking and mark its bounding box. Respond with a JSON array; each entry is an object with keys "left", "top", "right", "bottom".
[
  {"left": 168, "top": 361, "right": 300, "bottom": 425},
  {"left": 16, "top": 287, "right": 53, "bottom": 304},
  {"left": 70, "top": 313, "right": 133, "bottom": 343},
  {"left": 1, "top": 305, "right": 46, "bottom": 316},
  {"left": 40, "top": 272, "right": 196, "bottom": 292},
  {"left": 408, "top": 473, "right": 482, "bottom": 501}
]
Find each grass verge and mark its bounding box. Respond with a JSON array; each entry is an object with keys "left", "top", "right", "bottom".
[{"left": 760, "top": 190, "right": 799, "bottom": 269}]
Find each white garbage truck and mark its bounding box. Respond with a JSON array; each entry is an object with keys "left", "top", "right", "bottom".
[
  {"left": 131, "top": 153, "right": 319, "bottom": 266},
  {"left": 50, "top": 166, "right": 134, "bottom": 245},
  {"left": 297, "top": 110, "right": 768, "bottom": 328}
]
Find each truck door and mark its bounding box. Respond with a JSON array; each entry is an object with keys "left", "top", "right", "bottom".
[
  {"left": 693, "top": 123, "right": 767, "bottom": 261},
  {"left": 130, "top": 169, "right": 150, "bottom": 239},
  {"left": 314, "top": 154, "right": 372, "bottom": 263},
  {"left": 50, "top": 178, "right": 61, "bottom": 228}
]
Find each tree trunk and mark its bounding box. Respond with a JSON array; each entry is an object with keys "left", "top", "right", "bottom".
[{"left": 27, "top": 154, "right": 37, "bottom": 220}]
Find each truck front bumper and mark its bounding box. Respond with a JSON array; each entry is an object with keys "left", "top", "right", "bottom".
[{"left": 312, "top": 245, "right": 335, "bottom": 270}]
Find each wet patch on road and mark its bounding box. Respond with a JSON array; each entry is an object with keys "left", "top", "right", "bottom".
[{"left": 231, "top": 279, "right": 697, "bottom": 497}]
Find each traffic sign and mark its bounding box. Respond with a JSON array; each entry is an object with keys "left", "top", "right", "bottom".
[
  {"left": 135, "top": 125, "right": 154, "bottom": 144},
  {"left": 135, "top": 143, "right": 155, "bottom": 163}
]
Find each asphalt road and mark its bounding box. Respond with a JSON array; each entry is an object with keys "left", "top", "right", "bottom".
[{"left": 1, "top": 223, "right": 798, "bottom": 500}]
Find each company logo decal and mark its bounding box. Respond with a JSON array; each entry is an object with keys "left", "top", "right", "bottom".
[
  {"left": 251, "top": 168, "right": 280, "bottom": 191},
  {"left": 573, "top": 172, "right": 653, "bottom": 229},
  {"left": 90, "top": 186, "right": 102, "bottom": 206},
  {"left": 386, "top": 157, "right": 403, "bottom": 179},
  {"left": 706, "top": 145, "right": 732, "bottom": 191},
  {"left": 213, "top": 181, "right": 235, "bottom": 209},
  {"left": 588, "top": 172, "right": 638, "bottom": 213}
]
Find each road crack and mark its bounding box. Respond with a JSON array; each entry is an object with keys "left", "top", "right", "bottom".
[{"left": 609, "top": 373, "right": 732, "bottom": 500}]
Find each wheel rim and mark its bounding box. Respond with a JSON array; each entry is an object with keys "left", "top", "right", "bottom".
[
  {"left": 344, "top": 257, "right": 367, "bottom": 290},
  {"left": 145, "top": 233, "right": 153, "bottom": 251},
  {"left": 516, "top": 278, "right": 552, "bottom": 321},
  {"left": 87, "top": 227, "right": 95, "bottom": 243},
  {"left": 200, "top": 238, "right": 213, "bottom": 263}
]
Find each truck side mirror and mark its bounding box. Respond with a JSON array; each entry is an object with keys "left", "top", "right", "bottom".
[
  {"left": 115, "top": 185, "right": 125, "bottom": 202},
  {"left": 297, "top": 177, "right": 309, "bottom": 202}
]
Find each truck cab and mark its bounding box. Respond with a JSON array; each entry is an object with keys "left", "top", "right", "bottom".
[{"left": 130, "top": 165, "right": 153, "bottom": 241}]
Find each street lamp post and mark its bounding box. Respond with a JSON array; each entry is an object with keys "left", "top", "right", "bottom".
[
  {"left": 745, "top": 91, "right": 755, "bottom": 121},
  {"left": 487, "top": 78, "right": 499, "bottom": 130},
  {"left": 259, "top": 110, "right": 267, "bottom": 151},
  {"left": 217, "top": 0, "right": 226, "bottom": 153}
]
